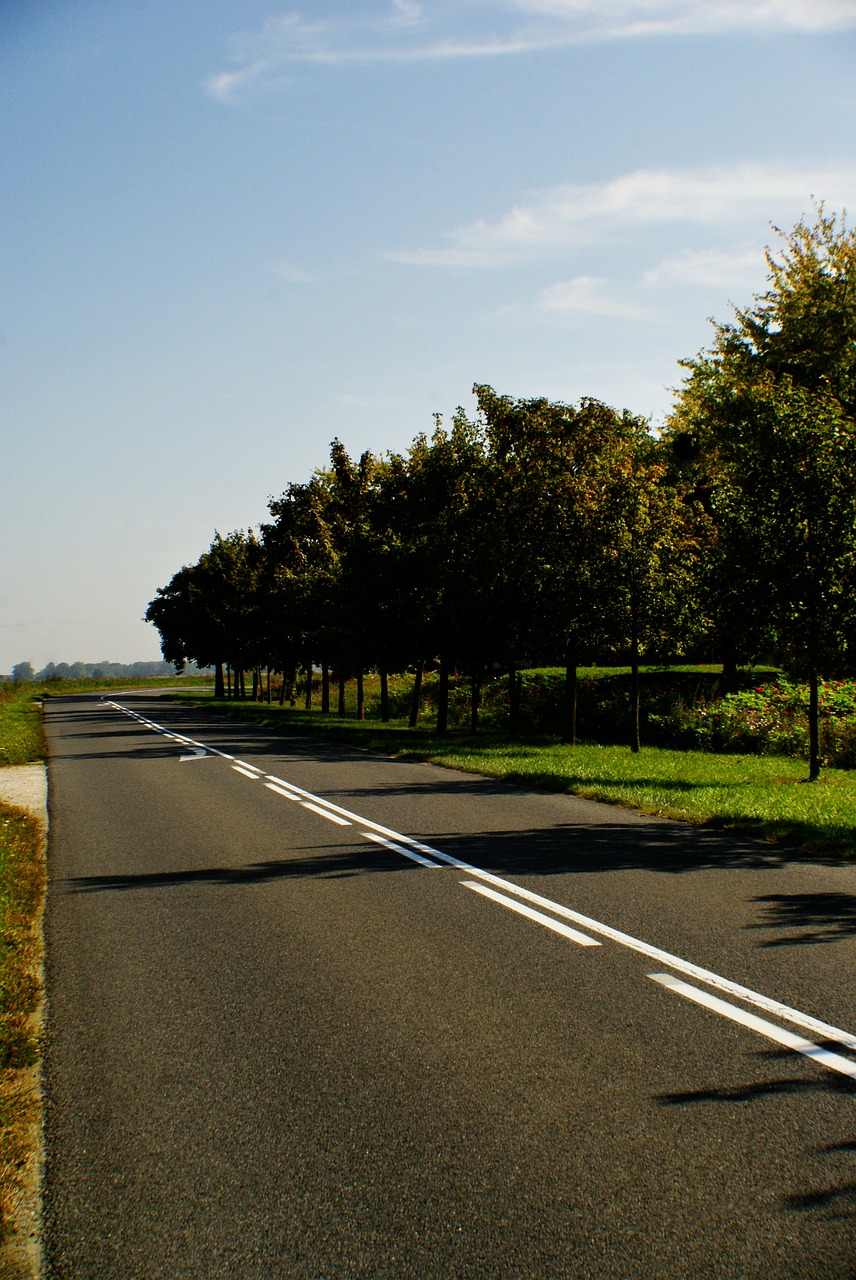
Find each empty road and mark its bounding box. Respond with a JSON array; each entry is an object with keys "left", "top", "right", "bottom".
[{"left": 42, "top": 692, "right": 856, "bottom": 1278}]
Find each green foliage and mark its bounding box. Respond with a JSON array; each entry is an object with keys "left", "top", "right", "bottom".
[
  {"left": 0, "top": 688, "right": 46, "bottom": 768},
  {"left": 669, "top": 207, "right": 856, "bottom": 775},
  {"left": 650, "top": 678, "right": 856, "bottom": 767}
]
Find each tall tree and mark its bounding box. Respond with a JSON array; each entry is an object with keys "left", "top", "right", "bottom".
[{"left": 670, "top": 208, "right": 856, "bottom": 777}]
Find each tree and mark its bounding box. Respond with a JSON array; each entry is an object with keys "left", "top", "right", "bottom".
[
  {"left": 669, "top": 208, "right": 856, "bottom": 778},
  {"left": 11, "top": 662, "right": 34, "bottom": 683}
]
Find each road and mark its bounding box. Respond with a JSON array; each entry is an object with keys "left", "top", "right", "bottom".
[{"left": 42, "top": 692, "right": 856, "bottom": 1278}]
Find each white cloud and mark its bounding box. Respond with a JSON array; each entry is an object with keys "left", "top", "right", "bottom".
[
  {"left": 206, "top": 0, "right": 856, "bottom": 100},
  {"left": 512, "top": 0, "right": 856, "bottom": 38},
  {"left": 269, "top": 260, "right": 322, "bottom": 283},
  {"left": 641, "top": 245, "right": 767, "bottom": 289},
  {"left": 537, "top": 275, "right": 649, "bottom": 317},
  {"left": 384, "top": 162, "right": 856, "bottom": 267}
]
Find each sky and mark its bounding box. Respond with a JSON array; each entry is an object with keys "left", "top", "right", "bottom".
[{"left": 3, "top": 0, "right": 856, "bottom": 674}]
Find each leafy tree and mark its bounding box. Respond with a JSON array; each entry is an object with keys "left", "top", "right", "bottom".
[
  {"left": 670, "top": 208, "right": 856, "bottom": 777},
  {"left": 11, "top": 662, "right": 35, "bottom": 683},
  {"left": 146, "top": 531, "right": 264, "bottom": 698},
  {"left": 600, "top": 434, "right": 702, "bottom": 751}
]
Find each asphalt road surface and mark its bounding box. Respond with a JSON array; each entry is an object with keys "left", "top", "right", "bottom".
[{"left": 42, "top": 692, "right": 856, "bottom": 1278}]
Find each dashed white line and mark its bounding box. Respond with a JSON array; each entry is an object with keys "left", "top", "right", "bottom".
[
  {"left": 264, "top": 782, "right": 302, "bottom": 802},
  {"left": 106, "top": 698, "right": 856, "bottom": 1077},
  {"left": 301, "top": 801, "right": 351, "bottom": 826},
  {"left": 463, "top": 880, "right": 601, "bottom": 947},
  {"left": 363, "top": 832, "right": 443, "bottom": 868},
  {"left": 650, "top": 973, "right": 856, "bottom": 1081},
  {"left": 232, "top": 765, "right": 261, "bottom": 780}
]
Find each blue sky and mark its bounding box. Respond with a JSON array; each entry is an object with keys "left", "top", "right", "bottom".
[{"left": 3, "top": 0, "right": 856, "bottom": 672}]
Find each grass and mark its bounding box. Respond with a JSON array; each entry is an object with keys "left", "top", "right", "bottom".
[
  {"left": 0, "top": 801, "right": 45, "bottom": 1245},
  {"left": 172, "top": 687, "right": 856, "bottom": 858}
]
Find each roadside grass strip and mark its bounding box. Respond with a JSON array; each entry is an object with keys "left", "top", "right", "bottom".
[
  {"left": 0, "top": 801, "right": 45, "bottom": 1244},
  {"left": 107, "top": 699, "right": 856, "bottom": 1081}
]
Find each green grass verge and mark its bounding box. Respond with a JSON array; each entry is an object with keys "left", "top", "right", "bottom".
[
  {"left": 172, "top": 692, "right": 856, "bottom": 858},
  {"left": 0, "top": 801, "right": 45, "bottom": 1244}
]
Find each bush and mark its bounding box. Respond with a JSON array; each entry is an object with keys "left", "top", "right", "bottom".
[{"left": 649, "top": 678, "right": 856, "bottom": 765}]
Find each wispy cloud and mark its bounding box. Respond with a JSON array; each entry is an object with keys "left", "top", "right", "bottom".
[
  {"left": 207, "top": 1, "right": 856, "bottom": 100},
  {"left": 383, "top": 162, "right": 856, "bottom": 267},
  {"left": 641, "top": 245, "right": 766, "bottom": 289},
  {"left": 532, "top": 247, "right": 768, "bottom": 321},
  {"left": 537, "top": 275, "right": 650, "bottom": 318},
  {"left": 513, "top": 0, "right": 856, "bottom": 39},
  {"left": 269, "top": 260, "right": 322, "bottom": 284}
]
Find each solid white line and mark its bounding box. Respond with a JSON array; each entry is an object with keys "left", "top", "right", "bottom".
[
  {"left": 301, "top": 801, "right": 351, "bottom": 826},
  {"left": 233, "top": 760, "right": 261, "bottom": 773},
  {"left": 463, "top": 881, "right": 601, "bottom": 947},
  {"left": 264, "top": 782, "right": 302, "bottom": 801},
  {"left": 108, "top": 700, "right": 856, "bottom": 1057},
  {"left": 363, "top": 832, "right": 443, "bottom": 868},
  {"left": 232, "top": 765, "right": 260, "bottom": 780},
  {"left": 649, "top": 973, "right": 856, "bottom": 1081}
]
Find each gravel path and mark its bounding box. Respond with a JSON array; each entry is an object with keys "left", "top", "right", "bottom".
[{"left": 0, "top": 765, "right": 48, "bottom": 825}]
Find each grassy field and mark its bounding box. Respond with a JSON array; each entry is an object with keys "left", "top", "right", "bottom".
[{"left": 172, "top": 686, "right": 856, "bottom": 858}]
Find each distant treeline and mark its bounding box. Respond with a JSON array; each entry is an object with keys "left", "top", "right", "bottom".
[{"left": 8, "top": 660, "right": 211, "bottom": 683}]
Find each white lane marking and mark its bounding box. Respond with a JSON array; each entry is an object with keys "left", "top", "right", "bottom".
[
  {"left": 363, "top": 832, "right": 443, "bottom": 868},
  {"left": 232, "top": 765, "right": 261, "bottom": 780},
  {"left": 233, "top": 760, "right": 261, "bottom": 773},
  {"left": 256, "top": 773, "right": 856, "bottom": 1055},
  {"left": 650, "top": 974, "right": 856, "bottom": 1081},
  {"left": 301, "top": 801, "right": 351, "bottom": 826},
  {"left": 463, "top": 881, "right": 601, "bottom": 947},
  {"left": 180, "top": 748, "right": 209, "bottom": 762},
  {"left": 264, "top": 782, "right": 302, "bottom": 801},
  {"left": 107, "top": 701, "right": 856, "bottom": 1060}
]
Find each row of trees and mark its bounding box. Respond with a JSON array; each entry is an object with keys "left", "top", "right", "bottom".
[
  {"left": 8, "top": 660, "right": 206, "bottom": 683},
  {"left": 147, "top": 209, "right": 856, "bottom": 775}
]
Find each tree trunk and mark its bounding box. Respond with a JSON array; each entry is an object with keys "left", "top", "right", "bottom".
[
  {"left": 214, "top": 662, "right": 225, "bottom": 699},
  {"left": 380, "top": 667, "right": 389, "bottom": 722},
  {"left": 509, "top": 660, "right": 520, "bottom": 739},
  {"left": 436, "top": 653, "right": 450, "bottom": 734},
  {"left": 630, "top": 603, "right": 641, "bottom": 753},
  {"left": 266, "top": 666, "right": 271, "bottom": 703},
  {"left": 278, "top": 669, "right": 286, "bottom": 706},
  {"left": 562, "top": 639, "right": 578, "bottom": 746},
  {"left": 357, "top": 670, "right": 365, "bottom": 721},
  {"left": 226, "top": 664, "right": 232, "bottom": 699},
  {"left": 720, "top": 634, "right": 739, "bottom": 691},
  {"left": 252, "top": 669, "right": 258, "bottom": 701},
  {"left": 304, "top": 657, "right": 312, "bottom": 710},
  {"left": 321, "top": 664, "right": 330, "bottom": 714},
  {"left": 470, "top": 663, "right": 481, "bottom": 735},
  {"left": 808, "top": 602, "right": 821, "bottom": 781},
  {"left": 338, "top": 673, "right": 346, "bottom": 717},
  {"left": 409, "top": 665, "right": 423, "bottom": 728},
  {"left": 808, "top": 666, "right": 820, "bottom": 781}
]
